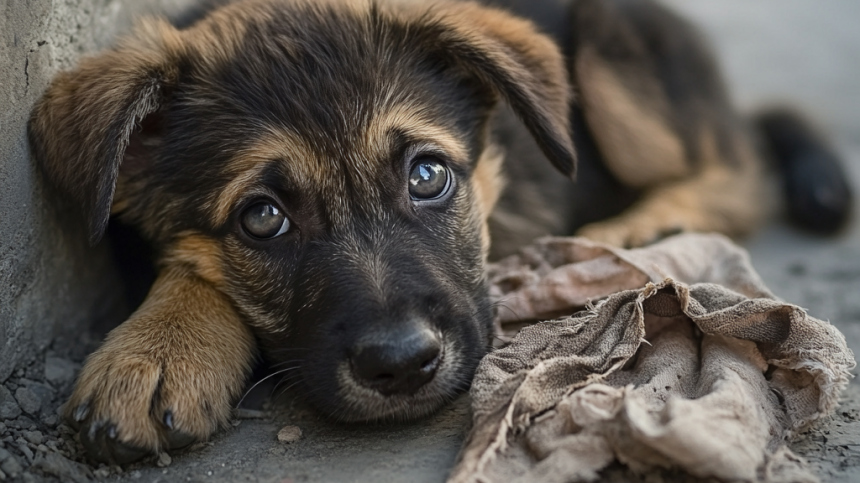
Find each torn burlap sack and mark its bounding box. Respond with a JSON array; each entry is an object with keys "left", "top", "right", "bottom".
[{"left": 450, "top": 233, "right": 855, "bottom": 483}]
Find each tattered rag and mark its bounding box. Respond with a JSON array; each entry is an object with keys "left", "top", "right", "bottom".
[{"left": 450, "top": 233, "right": 855, "bottom": 483}]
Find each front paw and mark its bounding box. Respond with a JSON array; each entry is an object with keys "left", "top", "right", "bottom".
[{"left": 65, "top": 334, "right": 235, "bottom": 464}]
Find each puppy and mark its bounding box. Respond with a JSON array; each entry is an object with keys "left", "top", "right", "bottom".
[{"left": 29, "top": 0, "right": 851, "bottom": 464}]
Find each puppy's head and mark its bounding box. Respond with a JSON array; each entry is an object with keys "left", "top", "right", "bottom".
[{"left": 30, "top": 0, "right": 574, "bottom": 421}]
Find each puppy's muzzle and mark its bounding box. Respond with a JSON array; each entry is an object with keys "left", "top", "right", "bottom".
[{"left": 349, "top": 321, "right": 443, "bottom": 396}]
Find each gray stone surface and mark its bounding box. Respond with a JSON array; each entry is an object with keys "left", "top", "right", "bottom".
[
  {"left": 0, "top": 0, "right": 201, "bottom": 384},
  {"left": 1, "top": 0, "right": 117, "bottom": 385},
  {"left": 2, "top": 0, "right": 860, "bottom": 482}
]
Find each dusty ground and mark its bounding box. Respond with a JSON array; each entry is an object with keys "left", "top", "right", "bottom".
[{"left": 3, "top": 0, "right": 860, "bottom": 481}]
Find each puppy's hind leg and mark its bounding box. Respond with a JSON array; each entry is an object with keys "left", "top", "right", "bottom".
[
  {"left": 569, "top": 0, "right": 771, "bottom": 246},
  {"left": 65, "top": 265, "right": 256, "bottom": 464},
  {"left": 577, "top": 134, "right": 770, "bottom": 247}
]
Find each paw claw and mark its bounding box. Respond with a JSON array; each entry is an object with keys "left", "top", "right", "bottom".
[
  {"left": 74, "top": 403, "right": 90, "bottom": 423},
  {"left": 87, "top": 420, "right": 104, "bottom": 441},
  {"left": 163, "top": 410, "right": 174, "bottom": 430}
]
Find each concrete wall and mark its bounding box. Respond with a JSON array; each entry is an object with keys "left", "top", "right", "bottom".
[{"left": 0, "top": 0, "right": 194, "bottom": 382}]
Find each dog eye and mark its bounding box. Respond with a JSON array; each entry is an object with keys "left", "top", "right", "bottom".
[
  {"left": 241, "top": 202, "right": 290, "bottom": 239},
  {"left": 409, "top": 157, "right": 450, "bottom": 200}
]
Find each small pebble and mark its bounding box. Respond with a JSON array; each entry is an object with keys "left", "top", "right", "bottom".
[
  {"left": 14, "top": 388, "right": 41, "bottom": 416},
  {"left": 277, "top": 425, "right": 302, "bottom": 443},
  {"left": 157, "top": 452, "right": 172, "bottom": 468},
  {"left": 41, "top": 414, "right": 58, "bottom": 428},
  {"left": 0, "top": 387, "right": 22, "bottom": 420},
  {"left": 93, "top": 467, "right": 111, "bottom": 479},
  {"left": 23, "top": 431, "right": 43, "bottom": 445},
  {"left": 0, "top": 457, "right": 22, "bottom": 478},
  {"left": 12, "top": 416, "right": 36, "bottom": 429},
  {"left": 17, "top": 440, "right": 34, "bottom": 463}
]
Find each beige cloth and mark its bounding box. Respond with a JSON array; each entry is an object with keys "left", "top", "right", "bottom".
[{"left": 450, "top": 234, "right": 855, "bottom": 483}]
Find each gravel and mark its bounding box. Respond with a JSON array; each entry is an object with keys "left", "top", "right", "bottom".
[
  {"left": 0, "top": 455, "right": 24, "bottom": 479},
  {"left": 15, "top": 387, "right": 42, "bottom": 416},
  {"left": 30, "top": 452, "right": 93, "bottom": 483},
  {"left": 0, "top": 385, "right": 22, "bottom": 420},
  {"left": 23, "top": 431, "right": 44, "bottom": 446}
]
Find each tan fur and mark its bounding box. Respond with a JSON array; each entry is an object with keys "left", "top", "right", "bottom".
[
  {"left": 64, "top": 266, "right": 256, "bottom": 450},
  {"left": 577, "top": 129, "right": 769, "bottom": 247},
  {"left": 575, "top": 46, "right": 689, "bottom": 188},
  {"left": 162, "top": 232, "right": 228, "bottom": 288},
  {"left": 363, "top": 103, "right": 472, "bottom": 167},
  {"left": 471, "top": 144, "right": 506, "bottom": 256}
]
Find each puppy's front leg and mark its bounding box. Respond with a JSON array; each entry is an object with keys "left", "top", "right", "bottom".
[{"left": 65, "top": 266, "right": 256, "bottom": 464}]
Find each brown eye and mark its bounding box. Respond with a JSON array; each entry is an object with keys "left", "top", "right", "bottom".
[
  {"left": 409, "top": 157, "right": 450, "bottom": 200},
  {"left": 241, "top": 202, "right": 290, "bottom": 239}
]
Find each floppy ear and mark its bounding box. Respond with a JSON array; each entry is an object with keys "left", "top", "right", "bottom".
[
  {"left": 429, "top": 1, "right": 576, "bottom": 177},
  {"left": 29, "top": 19, "right": 183, "bottom": 245}
]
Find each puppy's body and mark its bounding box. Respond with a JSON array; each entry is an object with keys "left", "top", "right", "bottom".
[
  {"left": 488, "top": 0, "right": 772, "bottom": 257},
  {"left": 29, "top": 0, "right": 851, "bottom": 464}
]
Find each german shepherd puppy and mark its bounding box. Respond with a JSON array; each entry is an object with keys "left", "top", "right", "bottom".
[{"left": 29, "top": 0, "right": 851, "bottom": 464}]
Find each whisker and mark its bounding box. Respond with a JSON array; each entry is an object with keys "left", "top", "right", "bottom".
[
  {"left": 271, "top": 372, "right": 302, "bottom": 394},
  {"left": 492, "top": 301, "right": 521, "bottom": 321},
  {"left": 275, "top": 379, "right": 304, "bottom": 399},
  {"left": 236, "top": 366, "right": 302, "bottom": 409}
]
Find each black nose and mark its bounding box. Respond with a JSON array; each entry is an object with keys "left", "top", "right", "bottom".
[{"left": 350, "top": 326, "right": 442, "bottom": 396}]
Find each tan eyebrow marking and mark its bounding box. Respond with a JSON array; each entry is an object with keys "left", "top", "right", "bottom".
[
  {"left": 207, "top": 127, "right": 316, "bottom": 227},
  {"left": 208, "top": 100, "right": 472, "bottom": 228},
  {"left": 365, "top": 102, "right": 470, "bottom": 167}
]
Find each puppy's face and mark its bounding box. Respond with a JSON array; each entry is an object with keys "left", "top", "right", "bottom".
[{"left": 31, "top": 0, "right": 574, "bottom": 421}]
